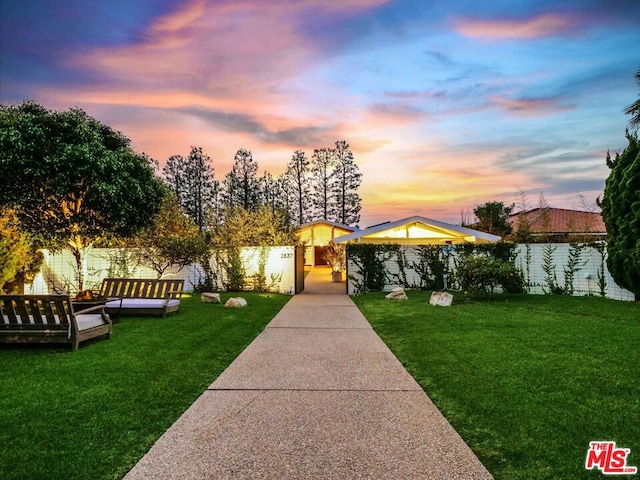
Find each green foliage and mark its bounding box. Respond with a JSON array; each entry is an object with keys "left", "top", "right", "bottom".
[
  {"left": 455, "top": 254, "right": 523, "bottom": 299},
  {"left": 541, "top": 243, "right": 563, "bottom": 295},
  {"left": 599, "top": 130, "right": 640, "bottom": 300},
  {"left": 212, "top": 205, "right": 298, "bottom": 248},
  {"left": 412, "top": 244, "right": 450, "bottom": 290},
  {"left": 590, "top": 241, "right": 608, "bottom": 297},
  {"left": 0, "top": 101, "right": 165, "bottom": 291},
  {"left": 562, "top": 243, "right": 586, "bottom": 295},
  {"left": 104, "top": 248, "right": 137, "bottom": 278},
  {"left": 0, "top": 209, "right": 43, "bottom": 293},
  {"left": 331, "top": 140, "right": 362, "bottom": 225},
  {"left": 133, "top": 195, "right": 209, "bottom": 278},
  {"left": 224, "top": 148, "right": 261, "bottom": 212},
  {"left": 0, "top": 294, "right": 290, "bottom": 480},
  {"left": 624, "top": 67, "right": 640, "bottom": 130},
  {"left": 346, "top": 243, "right": 389, "bottom": 293},
  {"left": 472, "top": 201, "right": 514, "bottom": 236},
  {"left": 221, "top": 248, "right": 246, "bottom": 291}
]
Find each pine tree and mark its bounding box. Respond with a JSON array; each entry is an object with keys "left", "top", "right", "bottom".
[
  {"left": 310, "top": 147, "right": 334, "bottom": 220},
  {"left": 285, "top": 150, "right": 311, "bottom": 225},
  {"left": 182, "top": 147, "right": 217, "bottom": 231},
  {"left": 330, "top": 141, "right": 362, "bottom": 225},
  {"left": 162, "top": 155, "right": 186, "bottom": 208},
  {"left": 224, "top": 148, "right": 260, "bottom": 211}
]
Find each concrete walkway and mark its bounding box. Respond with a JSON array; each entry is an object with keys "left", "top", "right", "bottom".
[{"left": 125, "top": 267, "right": 493, "bottom": 479}]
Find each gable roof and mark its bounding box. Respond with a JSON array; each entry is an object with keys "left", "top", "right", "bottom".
[
  {"left": 334, "top": 215, "right": 501, "bottom": 244},
  {"left": 299, "top": 219, "right": 359, "bottom": 232},
  {"left": 508, "top": 208, "right": 605, "bottom": 235}
]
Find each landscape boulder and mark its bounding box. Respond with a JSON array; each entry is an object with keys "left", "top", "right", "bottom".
[
  {"left": 225, "top": 297, "right": 248, "bottom": 308},
  {"left": 385, "top": 287, "right": 408, "bottom": 300},
  {"left": 429, "top": 291, "right": 453, "bottom": 307},
  {"left": 201, "top": 292, "right": 221, "bottom": 303}
]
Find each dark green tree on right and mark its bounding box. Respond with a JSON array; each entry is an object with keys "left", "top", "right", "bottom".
[{"left": 598, "top": 130, "right": 640, "bottom": 301}]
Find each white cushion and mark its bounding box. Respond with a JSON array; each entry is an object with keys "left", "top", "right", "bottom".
[
  {"left": 105, "top": 299, "right": 180, "bottom": 309},
  {"left": 75, "top": 314, "right": 107, "bottom": 331}
]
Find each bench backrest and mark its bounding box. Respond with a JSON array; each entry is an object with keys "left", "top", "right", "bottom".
[
  {"left": 99, "top": 278, "right": 184, "bottom": 299},
  {"left": 0, "top": 295, "right": 73, "bottom": 328}
]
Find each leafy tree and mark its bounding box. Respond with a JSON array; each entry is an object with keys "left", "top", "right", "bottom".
[
  {"left": 212, "top": 205, "right": 297, "bottom": 248},
  {"left": 624, "top": 67, "right": 640, "bottom": 131},
  {"left": 598, "top": 131, "right": 640, "bottom": 300},
  {"left": 310, "top": 147, "right": 334, "bottom": 220},
  {"left": 224, "top": 148, "right": 260, "bottom": 211},
  {"left": 132, "top": 195, "right": 209, "bottom": 278},
  {"left": 330, "top": 141, "right": 361, "bottom": 225},
  {"left": 473, "top": 201, "right": 514, "bottom": 237},
  {"left": 0, "top": 208, "right": 43, "bottom": 293},
  {"left": 285, "top": 150, "right": 311, "bottom": 225},
  {"left": 0, "top": 101, "right": 165, "bottom": 292}
]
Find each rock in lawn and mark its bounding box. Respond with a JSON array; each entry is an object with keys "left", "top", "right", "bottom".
[
  {"left": 225, "top": 297, "right": 248, "bottom": 308},
  {"left": 201, "top": 292, "right": 221, "bottom": 303},
  {"left": 429, "top": 291, "right": 453, "bottom": 307},
  {"left": 385, "top": 287, "right": 408, "bottom": 300}
]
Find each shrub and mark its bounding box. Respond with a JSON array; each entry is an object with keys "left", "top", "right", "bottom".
[{"left": 456, "top": 254, "right": 525, "bottom": 298}]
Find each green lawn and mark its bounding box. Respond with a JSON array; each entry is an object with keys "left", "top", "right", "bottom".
[
  {"left": 352, "top": 292, "right": 640, "bottom": 479},
  {"left": 0, "top": 292, "right": 290, "bottom": 480}
]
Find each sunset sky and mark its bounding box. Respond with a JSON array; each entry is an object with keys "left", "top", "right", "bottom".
[{"left": 1, "top": 0, "right": 639, "bottom": 226}]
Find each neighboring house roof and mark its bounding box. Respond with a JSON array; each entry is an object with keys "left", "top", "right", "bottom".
[
  {"left": 333, "top": 215, "right": 501, "bottom": 245},
  {"left": 508, "top": 208, "right": 605, "bottom": 235}
]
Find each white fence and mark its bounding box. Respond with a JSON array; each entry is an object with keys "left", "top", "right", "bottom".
[
  {"left": 346, "top": 243, "right": 635, "bottom": 301},
  {"left": 26, "top": 246, "right": 298, "bottom": 295}
]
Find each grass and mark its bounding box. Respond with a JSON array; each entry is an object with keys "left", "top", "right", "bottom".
[
  {"left": 352, "top": 292, "right": 640, "bottom": 480},
  {"left": 0, "top": 292, "right": 290, "bottom": 480}
]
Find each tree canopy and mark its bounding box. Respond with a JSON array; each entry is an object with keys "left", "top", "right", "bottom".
[
  {"left": 599, "top": 130, "right": 640, "bottom": 300},
  {"left": 0, "top": 101, "right": 165, "bottom": 290},
  {"left": 473, "top": 201, "right": 514, "bottom": 237}
]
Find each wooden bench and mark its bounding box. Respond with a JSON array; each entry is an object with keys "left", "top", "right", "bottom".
[
  {"left": 99, "top": 278, "right": 184, "bottom": 318},
  {"left": 0, "top": 295, "right": 112, "bottom": 351}
]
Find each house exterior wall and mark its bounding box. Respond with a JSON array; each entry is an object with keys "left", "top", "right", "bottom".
[
  {"left": 299, "top": 223, "right": 354, "bottom": 265},
  {"left": 346, "top": 243, "right": 634, "bottom": 301},
  {"left": 26, "top": 246, "right": 298, "bottom": 295}
]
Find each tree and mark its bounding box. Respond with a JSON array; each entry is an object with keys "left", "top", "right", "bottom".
[
  {"left": 0, "top": 101, "right": 165, "bottom": 292},
  {"left": 0, "top": 208, "right": 43, "bottom": 293},
  {"left": 162, "top": 154, "right": 186, "bottom": 205},
  {"left": 310, "top": 147, "right": 334, "bottom": 220},
  {"left": 183, "top": 147, "right": 218, "bottom": 231},
  {"left": 285, "top": 150, "right": 311, "bottom": 225},
  {"left": 598, "top": 131, "right": 640, "bottom": 300},
  {"left": 330, "top": 141, "right": 362, "bottom": 225},
  {"left": 224, "top": 148, "right": 260, "bottom": 211},
  {"left": 473, "top": 201, "right": 514, "bottom": 237},
  {"left": 212, "top": 205, "right": 298, "bottom": 248},
  {"left": 133, "top": 195, "right": 209, "bottom": 278},
  {"left": 624, "top": 67, "right": 640, "bottom": 131}
]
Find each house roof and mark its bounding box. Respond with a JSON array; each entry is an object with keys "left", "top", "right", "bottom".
[
  {"left": 334, "top": 215, "right": 501, "bottom": 244},
  {"left": 508, "top": 208, "right": 605, "bottom": 235},
  {"left": 298, "top": 219, "right": 359, "bottom": 232}
]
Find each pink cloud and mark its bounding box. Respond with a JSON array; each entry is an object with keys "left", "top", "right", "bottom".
[
  {"left": 489, "top": 95, "right": 575, "bottom": 117},
  {"left": 454, "top": 13, "right": 573, "bottom": 39}
]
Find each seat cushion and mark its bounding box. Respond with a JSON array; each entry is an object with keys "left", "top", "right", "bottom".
[
  {"left": 105, "top": 299, "right": 180, "bottom": 309},
  {"left": 75, "top": 314, "right": 107, "bottom": 331}
]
